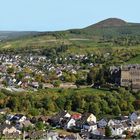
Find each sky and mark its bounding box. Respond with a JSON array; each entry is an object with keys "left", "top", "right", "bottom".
[{"left": 0, "top": 0, "right": 140, "bottom": 31}]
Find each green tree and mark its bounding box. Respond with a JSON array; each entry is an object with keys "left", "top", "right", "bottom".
[
  {"left": 89, "top": 102, "right": 100, "bottom": 116},
  {"left": 105, "top": 126, "right": 112, "bottom": 137},
  {"left": 112, "top": 105, "right": 121, "bottom": 116},
  {"left": 35, "top": 121, "right": 45, "bottom": 130},
  {"left": 29, "top": 108, "right": 39, "bottom": 116},
  {"left": 43, "top": 97, "right": 56, "bottom": 112},
  {"left": 56, "top": 96, "right": 66, "bottom": 110},
  {"left": 7, "top": 67, "right": 14, "bottom": 74}
]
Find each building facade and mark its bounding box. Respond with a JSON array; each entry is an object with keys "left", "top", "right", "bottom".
[{"left": 121, "top": 65, "right": 140, "bottom": 91}]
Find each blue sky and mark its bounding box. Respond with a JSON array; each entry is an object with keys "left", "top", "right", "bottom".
[{"left": 0, "top": 0, "right": 139, "bottom": 31}]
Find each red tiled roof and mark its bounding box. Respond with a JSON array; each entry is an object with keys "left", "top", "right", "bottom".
[{"left": 72, "top": 114, "right": 81, "bottom": 120}]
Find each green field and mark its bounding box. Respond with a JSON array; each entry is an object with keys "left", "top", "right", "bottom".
[{"left": 126, "top": 54, "right": 140, "bottom": 64}]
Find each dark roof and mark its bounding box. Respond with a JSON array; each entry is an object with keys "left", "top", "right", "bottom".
[
  {"left": 10, "top": 114, "right": 25, "bottom": 121},
  {"left": 122, "top": 121, "right": 129, "bottom": 128},
  {"left": 51, "top": 110, "right": 68, "bottom": 122},
  {"left": 0, "top": 124, "right": 14, "bottom": 132},
  {"left": 85, "top": 121, "right": 96, "bottom": 126},
  {"left": 112, "top": 124, "right": 123, "bottom": 129},
  {"left": 76, "top": 113, "right": 93, "bottom": 126},
  {"left": 116, "top": 116, "right": 128, "bottom": 121}
]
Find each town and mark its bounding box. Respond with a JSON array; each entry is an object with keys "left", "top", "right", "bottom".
[
  {"left": 0, "top": 109, "right": 140, "bottom": 139},
  {"left": 0, "top": 53, "right": 140, "bottom": 92},
  {"left": 1, "top": 0, "right": 140, "bottom": 139},
  {"left": 0, "top": 53, "right": 139, "bottom": 139}
]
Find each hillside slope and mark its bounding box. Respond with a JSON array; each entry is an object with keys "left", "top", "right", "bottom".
[
  {"left": 83, "top": 18, "right": 140, "bottom": 38},
  {"left": 0, "top": 31, "right": 40, "bottom": 41},
  {"left": 1, "top": 18, "right": 140, "bottom": 51}
]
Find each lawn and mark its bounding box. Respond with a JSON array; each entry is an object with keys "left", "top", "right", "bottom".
[
  {"left": 125, "top": 54, "right": 140, "bottom": 64},
  {"left": 40, "top": 87, "right": 112, "bottom": 96}
]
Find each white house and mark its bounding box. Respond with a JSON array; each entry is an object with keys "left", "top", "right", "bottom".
[
  {"left": 83, "top": 122, "right": 97, "bottom": 132},
  {"left": 110, "top": 125, "right": 124, "bottom": 136},
  {"left": 2, "top": 125, "right": 21, "bottom": 135},
  {"left": 86, "top": 113, "right": 96, "bottom": 123},
  {"left": 66, "top": 118, "right": 76, "bottom": 129}
]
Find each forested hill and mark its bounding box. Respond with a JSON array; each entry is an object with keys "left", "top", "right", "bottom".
[
  {"left": 82, "top": 18, "right": 140, "bottom": 39},
  {"left": 1, "top": 18, "right": 140, "bottom": 41},
  {"left": 1, "top": 18, "right": 140, "bottom": 52}
]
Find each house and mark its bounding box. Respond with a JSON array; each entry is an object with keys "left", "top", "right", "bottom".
[
  {"left": 65, "top": 118, "right": 76, "bottom": 129},
  {"left": 129, "top": 112, "right": 140, "bottom": 122},
  {"left": 107, "top": 119, "right": 126, "bottom": 136},
  {"left": 31, "top": 82, "right": 39, "bottom": 89},
  {"left": 10, "top": 114, "right": 26, "bottom": 123},
  {"left": 132, "top": 119, "right": 140, "bottom": 132},
  {"left": 83, "top": 122, "right": 97, "bottom": 132},
  {"left": 108, "top": 119, "right": 120, "bottom": 126},
  {"left": 97, "top": 118, "right": 108, "bottom": 128},
  {"left": 16, "top": 120, "right": 33, "bottom": 130},
  {"left": 121, "top": 121, "right": 129, "bottom": 131},
  {"left": 110, "top": 124, "right": 124, "bottom": 136},
  {"left": 76, "top": 113, "right": 96, "bottom": 129},
  {"left": 92, "top": 128, "right": 105, "bottom": 137},
  {"left": 0, "top": 124, "right": 21, "bottom": 135},
  {"left": 6, "top": 114, "right": 14, "bottom": 124},
  {"left": 48, "top": 110, "right": 71, "bottom": 126},
  {"left": 71, "top": 114, "right": 81, "bottom": 120}
]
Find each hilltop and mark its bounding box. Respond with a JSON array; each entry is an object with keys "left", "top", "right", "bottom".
[{"left": 86, "top": 18, "right": 127, "bottom": 28}]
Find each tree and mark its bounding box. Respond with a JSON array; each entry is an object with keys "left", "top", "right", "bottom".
[
  {"left": 113, "top": 105, "right": 121, "bottom": 116},
  {"left": 7, "top": 67, "right": 14, "bottom": 74},
  {"left": 29, "top": 108, "right": 39, "bottom": 116},
  {"left": 65, "top": 100, "right": 72, "bottom": 111},
  {"left": 87, "top": 66, "right": 101, "bottom": 85},
  {"left": 42, "top": 97, "right": 56, "bottom": 112},
  {"left": 89, "top": 102, "right": 100, "bottom": 116},
  {"left": 16, "top": 72, "right": 24, "bottom": 81},
  {"left": 105, "top": 126, "right": 112, "bottom": 137},
  {"left": 35, "top": 122, "right": 45, "bottom": 130},
  {"left": 7, "top": 97, "right": 20, "bottom": 112},
  {"left": 75, "top": 79, "right": 86, "bottom": 88},
  {"left": 55, "top": 96, "right": 66, "bottom": 110},
  {"left": 2, "top": 80, "right": 8, "bottom": 87}
]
